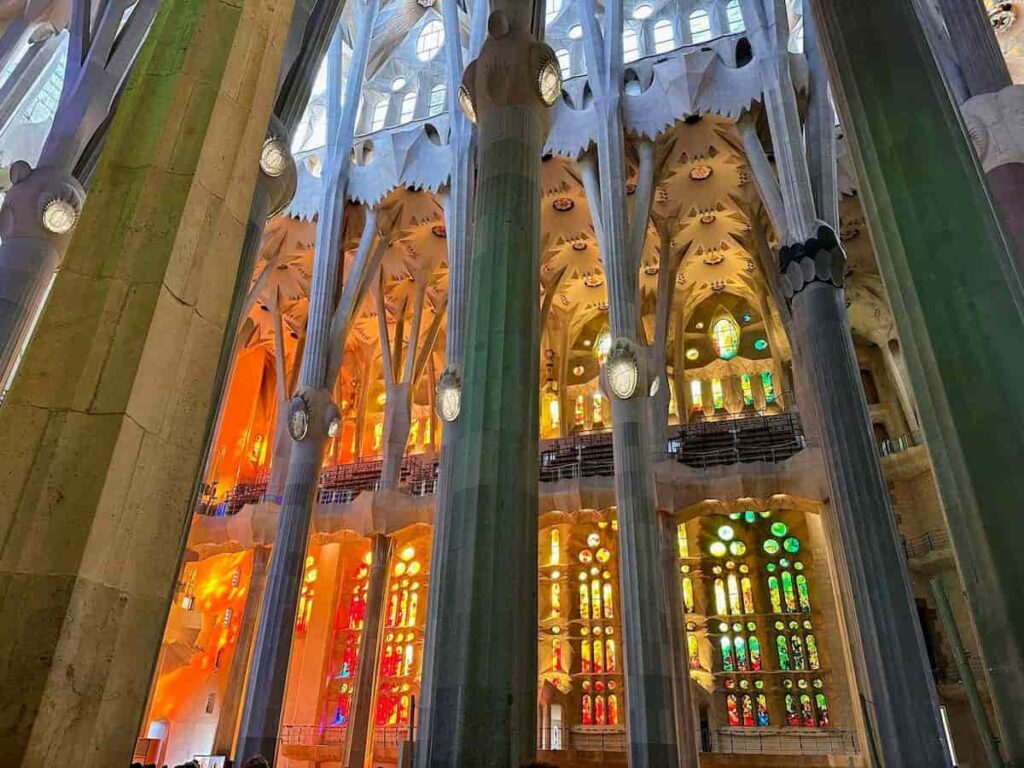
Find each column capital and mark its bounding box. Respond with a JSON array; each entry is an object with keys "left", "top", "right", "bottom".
[
  {"left": 779, "top": 225, "right": 847, "bottom": 302},
  {"left": 962, "top": 83, "right": 1024, "bottom": 172},
  {"left": 0, "top": 160, "right": 85, "bottom": 243}
]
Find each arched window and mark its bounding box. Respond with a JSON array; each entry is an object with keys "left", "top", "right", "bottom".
[
  {"left": 590, "top": 579, "right": 602, "bottom": 617},
  {"left": 370, "top": 98, "right": 389, "bottom": 131},
  {"left": 741, "top": 694, "right": 755, "bottom": 726},
  {"left": 416, "top": 19, "right": 445, "bottom": 61},
  {"left": 595, "top": 695, "right": 606, "bottom": 725},
  {"left": 689, "top": 9, "right": 712, "bottom": 43},
  {"left": 688, "top": 634, "right": 700, "bottom": 668},
  {"left": 761, "top": 370, "right": 777, "bottom": 402},
  {"left": 690, "top": 379, "right": 704, "bottom": 412},
  {"left": 735, "top": 635, "right": 748, "bottom": 670},
  {"left": 581, "top": 640, "right": 592, "bottom": 672},
  {"left": 607, "top": 694, "right": 619, "bottom": 725},
  {"left": 623, "top": 28, "right": 640, "bottom": 62},
  {"left": 720, "top": 635, "right": 734, "bottom": 670},
  {"left": 579, "top": 583, "right": 590, "bottom": 619},
  {"left": 581, "top": 694, "right": 593, "bottom": 724},
  {"left": 776, "top": 635, "right": 790, "bottom": 670},
  {"left": 741, "top": 373, "right": 754, "bottom": 405},
  {"left": 711, "top": 315, "right": 740, "bottom": 359},
  {"left": 550, "top": 581, "right": 560, "bottom": 617},
  {"left": 714, "top": 578, "right": 728, "bottom": 615},
  {"left": 748, "top": 634, "right": 762, "bottom": 670},
  {"left": 791, "top": 634, "right": 806, "bottom": 670},
  {"left": 682, "top": 577, "right": 695, "bottom": 612},
  {"left": 781, "top": 570, "right": 797, "bottom": 611},
  {"left": 711, "top": 378, "right": 725, "bottom": 410},
  {"left": 602, "top": 582, "right": 614, "bottom": 618},
  {"left": 546, "top": 0, "right": 562, "bottom": 25},
  {"left": 677, "top": 522, "right": 689, "bottom": 557},
  {"left": 768, "top": 575, "right": 782, "bottom": 613},
  {"left": 552, "top": 637, "right": 563, "bottom": 670},
  {"left": 756, "top": 693, "right": 769, "bottom": 726},
  {"left": 428, "top": 83, "right": 446, "bottom": 116},
  {"left": 741, "top": 577, "right": 755, "bottom": 613},
  {"left": 806, "top": 633, "right": 821, "bottom": 669},
  {"left": 653, "top": 19, "right": 675, "bottom": 52},
  {"left": 550, "top": 528, "right": 560, "bottom": 564},
  {"left": 556, "top": 48, "right": 571, "bottom": 77},
  {"left": 593, "top": 638, "right": 604, "bottom": 672},
  {"left": 726, "top": 0, "right": 745, "bottom": 33},
  {"left": 400, "top": 91, "right": 417, "bottom": 123},
  {"left": 727, "top": 574, "right": 741, "bottom": 614},
  {"left": 606, "top": 639, "right": 617, "bottom": 671},
  {"left": 726, "top": 693, "right": 739, "bottom": 725},
  {"left": 796, "top": 574, "right": 811, "bottom": 611}
]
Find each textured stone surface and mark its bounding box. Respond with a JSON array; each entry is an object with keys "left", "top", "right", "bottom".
[{"left": 0, "top": 0, "right": 294, "bottom": 760}]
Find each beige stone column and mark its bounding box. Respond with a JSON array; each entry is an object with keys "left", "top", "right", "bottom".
[{"left": 0, "top": 0, "right": 294, "bottom": 761}]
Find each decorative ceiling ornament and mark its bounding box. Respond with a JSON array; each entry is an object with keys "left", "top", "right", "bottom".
[
  {"left": 260, "top": 137, "right": 290, "bottom": 177},
  {"left": 605, "top": 341, "right": 640, "bottom": 399},
  {"left": 676, "top": 273, "right": 686, "bottom": 284},
  {"left": 417, "top": 0, "right": 435, "bottom": 7},
  {"left": 703, "top": 251, "right": 725, "bottom": 266},
  {"left": 572, "top": 240, "right": 587, "bottom": 251},
  {"left": 552, "top": 196, "right": 575, "bottom": 211},
  {"left": 626, "top": 182, "right": 637, "bottom": 195},
  {"left": 839, "top": 223, "right": 860, "bottom": 241},
  {"left": 656, "top": 188, "right": 669, "bottom": 202},
  {"left": 41, "top": 198, "right": 78, "bottom": 235},
  {"left": 537, "top": 55, "right": 563, "bottom": 106},
  {"left": 711, "top": 280, "right": 727, "bottom": 292},
  {"left": 583, "top": 271, "right": 605, "bottom": 288},
  {"left": 699, "top": 211, "right": 716, "bottom": 224},
  {"left": 643, "top": 263, "right": 659, "bottom": 276},
  {"left": 689, "top": 164, "right": 713, "bottom": 181},
  {"left": 431, "top": 223, "right": 447, "bottom": 237},
  {"left": 745, "top": 259, "right": 755, "bottom": 272},
  {"left": 573, "top": 364, "right": 585, "bottom": 376}
]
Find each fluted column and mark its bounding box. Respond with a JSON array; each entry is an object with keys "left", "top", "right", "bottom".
[
  {"left": 781, "top": 228, "right": 951, "bottom": 767},
  {"left": 345, "top": 534, "right": 393, "bottom": 768},
  {"left": 806, "top": 0, "right": 1024, "bottom": 760},
  {"left": 416, "top": 6, "right": 552, "bottom": 766},
  {"left": 233, "top": 2, "right": 379, "bottom": 762}
]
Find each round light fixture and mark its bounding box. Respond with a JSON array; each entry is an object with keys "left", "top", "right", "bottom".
[
  {"left": 754, "top": 338, "right": 768, "bottom": 351},
  {"left": 436, "top": 367, "right": 463, "bottom": 422},
  {"left": 327, "top": 415, "right": 341, "bottom": 438},
  {"left": 633, "top": 3, "right": 653, "bottom": 19},
  {"left": 288, "top": 396, "right": 310, "bottom": 441},
  {"left": 649, "top": 375, "right": 660, "bottom": 398},
  {"left": 695, "top": 321, "right": 705, "bottom": 330},
  {"left": 41, "top": 198, "right": 77, "bottom": 235},
  {"left": 537, "top": 58, "right": 562, "bottom": 106},
  {"left": 568, "top": 24, "right": 583, "bottom": 39},
  {"left": 606, "top": 345, "right": 639, "bottom": 399},
  {"left": 391, "top": 76, "right": 408, "bottom": 92},
  {"left": 573, "top": 364, "right": 585, "bottom": 376},
  {"left": 260, "top": 138, "right": 289, "bottom": 177},
  {"left": 458, "top": 84, "right": 476, "bottom": 124},
  {"left": 685, "top": 348, "right": 699, "bottom": 361}
]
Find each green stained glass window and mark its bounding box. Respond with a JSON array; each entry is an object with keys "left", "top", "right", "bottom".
[
  {"left": 749, "top": 635, "right": 762, "bottom": 671},
  {"left": 729, "top": 541, "right": 746, "bottom": 557},
  {"left": 768, "top": 576, "right": 782, "bottom": 613},
  {"left": 735, "top": 635, "right": 748, "bottom": 670},
  {"left": 721, "top": 636, "right": 735, "bottom": 671},
  {"left": 744, "top": 510, "right": 757, "bottom": 523},
  {"left": 776, "top": 635, "right": 790, "bottom": 670},
  {"left": 711, "top": 378, "right": 725, "bottom": 409},
  {"left": 807, "top": 633, "right": 820, "bottom": 670},
  {"left": 709, "top": 541, "right": 727, "bottom": 557},
  {"left": 783, "top": 536, "right": 801, "bottom": 554},
  {"left": 815, "top": 693, "right": 831, "bottom": 727},
  {"left": 791, "top": 634, "right": 806, "bottom": 670},
  {"left": 781, "top": 571, "right": 797, "bottom": 611},
  {"left": 741, "top": 373, "right": 754, "bottom": 405},
  {"left": 770, "top": 522, "right": 788, "bottom": 537},
  {"left": 718, "top": 525, "right": 735, "bottom": 541},
  {"left": 796, "top": 574, "right": 811, "bottom": 612},
  {"left": 763, "top": 539, "right": 780, "bottom": 555},
  {"left": 761, "top": 370, "right": 776, "bottom": 403}
]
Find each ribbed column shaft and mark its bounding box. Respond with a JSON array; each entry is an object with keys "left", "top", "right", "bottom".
[
  {"left": 805, "top": 0, "right": 1024, "bottom": 759},
  {"left": 0, "top": 239, "right": 58, "bottom": 388},
  {"left": 418, "top": 15, "right": 547, "bottom": 762},
  {"left": 345, "top": 534, "right": 394, "bottom": 768},
  {"left": 934, "top": 0, "right": 1010, "bottom": 97},
  {"left": 789, "top": 278, "right": 950, "bottom": 767}
]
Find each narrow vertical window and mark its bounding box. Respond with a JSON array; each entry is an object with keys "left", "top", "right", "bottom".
[
  {"left": 654, "top": 18, "right": 676, "bottom": 52},
  {"left": 623, "top": 28, "right": 640, "bottom": 62},
  {"left": 370, "top": 98, "right": 389, "bottom": 131},
  {"left": 726, "top": 0, "right": 745, "bottom": 33},
  {"left": 689, "top": 9, "right": 711, "bottom": 43},
  {"left": 400, "top": 91, "right": 417, "bottom": 123},
  {"left": 428, "top": 83, "right": 446, "bottom": 115}
]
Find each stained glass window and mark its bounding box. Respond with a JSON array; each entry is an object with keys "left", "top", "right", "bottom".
[
  {"left": 741, "top": 373, "right": 754, "bottom": 405},
  {"left": 800, "top": 694, "right": 814, "bottom": 727},
  {"left": 761, "top": 371, "right": 776, "bottom": 403},
  {"left": 815, "top": 692, "right": 831, "bottom": 727},
  {"left": 711, "top": 316, "right": 740, "bottom": 360},
  {"left": 688, "top": 635, "right": 700, "bottom": 669},
  {"left": 756, "top": 693, "right": 769, "bottom": 726},
  {"left": 690, "top": 379, "right": 703, "bottom": 412},
  {"left": 807, "top": 634, "right": 820, "bottom": 670},
  {"left": 608, "top": 694, "right": 619, "bottom": 725},
  {"left": 602, "top": 583, "right": 614, "bottom": 618},
  {"left": 715, "top": 579, "right": 728, "bottom": 615},
  {"left": 606, "top": 639, "right": 617, "bottom": 672},
  {"left": 581, "top": 640, "right": 592, "bottom": 672},
  {"left": 682, "top": 577, "right": 695, "bottom": 612},
  {"left": 596, "top": 695, "right": 606, "bottom": 725},
  {"left": 582, "top": 694, "right": 593, "bottom": 725},
  {"left": 741, "top": 577, "right": 755, "bottom": 613},
  {"left": 785, "top": 693, "right": 799, "bottom": 726},
  {"left": 726, "top": 693, "right": 740, "bottom": 726},
  {"left": 727, "top": 574, "right": 742, "bottom": 614},
  {"left": 735, "top": 635, "right": 748, "bottom": 671},
  {"left": 797, "top": 574, "right": 811, "bottom": 611},
  {"left": 593, "top": 639, "right": 604, "bottom": 672},
  {"left": 781, "top": 571, "right": 797, "bottom": 611},
  {"left": 721, "top": 636, "right": 735, "bottom": 671},
  {"left": 749, "top": 635, "right": 762, "bottom": 671},
  {"left": 550, "top": 529, "right": 560, "bottom": 564},
  {"left": 553, "top": 638, "right": 563, "bottom": 670},
  {"left": 591, "top": 580, "right": 602, "bottom": 617},
  {"left": 741, "top": 694, "right": 755, "bottom": 726},
  {"left": 370, "top": 99, "right": 389, "bottom": 132},
  {"left": 579, "top": 583, "right": 590, "bottom": 620},
  {"left": 776, "top": 635, "right": 790, "bottom": 670},
  {"left": 677, "top": 523, "right": 689, "bottom": 558},
  {"left": 792, "top": 634, "right": 805, "bottom": 670},
  {"left": 768, "top": 576, "right": 783, "bottom": 613},
  {"left": 712, "top": 378, "right": 725, "bottom": 410},
  {"left": 550, "top": 582, "right": 560, "bottom": 618},
  {"left": 726, "top": 0, "right": 745, "bottom": 33}
]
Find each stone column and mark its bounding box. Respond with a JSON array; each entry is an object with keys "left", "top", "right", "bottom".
[
  {"left": 780, "top": 228, "right": 952, "bottom": 767},
  {"left": 415, "top": 7, "right": 552, "bottom": 766},
  {"left": 345, "top": 534, "right": 393, "bottom": 768},
  {"left": 0, "top": 0, "right": 294, "bottom": 760},
  {"left": 234, "top": 2, "right": 379, "bottom": 762},
  {"left": 212, "top": 547, "right": 271, "bottom": 756},
  {"left": 806, "top": 0, "right": 1024, "bottom": 759}
]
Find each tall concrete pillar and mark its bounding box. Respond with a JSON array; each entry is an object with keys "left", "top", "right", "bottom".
[
  {"left": 0, "top": 0, "right": 295, "bottom": 759},
  {"left": 415, "top": 5, "right": 553, "bottom": 766},
  {"left": 781, "top": 227, "right": 951, "bottom": 767},
  {"left": 233, "top": 2, "right": 380, "bottom": 762},
  {"left": 345, "top": 534, "right": 393, "bottom": 768},
  {"left": 806, "top": 0, "right": 1024, "bottom": 760}
]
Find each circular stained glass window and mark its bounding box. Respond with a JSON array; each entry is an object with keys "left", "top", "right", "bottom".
[
  {"left": 709, "top": 541, "right": 728, "bottom": 557},
  {"left": 719, "top": 622, "right": 729, "bottom": 632},
  {"left": 739, "top": 564, "right": 749, "bottom": 573},
  {"left": 763, "top": 539, "right": 780, "bottom": 555},
  {"left": 813, "top": 678, "right": 823, "bottom": 689},
  {"left": 754, "top": 679, "right": 765, "bottom": 690},
  {"left": 730, "top": 511, "right": 742, "bottom": 520},
  {"left": 774, "top": 621, "right": 785, "bottom": 630},
  {"left": 780, "top": 558, "right": 790, "bottom": 568},
  {"left": 754, "top": 339, "right": 768, "bottom": 351},
  {"left": 783, "top": 537, "right": 801, "bottom": 554},
  {"left": 587, "top": 532, "right": 601, "bottom": 547},
  {"left": 718, "top": 525, "right": 735, "bottom": 541},
  {"left": 744, "top": 510, "right": 757, "bottom": 523},
  {"left": 794, "top": 561, "right": 804, "bottom": 571},
  {"left": 579, "top": 549, "right": 593, "bottom": 563},
  {"left": 766, "top": 563, "right": 776, "bottom": 572},
  {"left": 596, "top": 548, "right": 611, "bottom": 563},
  {"left": 798, "top": 679, "right": 809, "bottom": 689},
  {"left": 783, "top": 679, "right": 794, "bottom": 689},
  {"left": 746, "top": 621, "right": 757, "bottom": 631},
  {"left": 739, "top": 679, "right": 750, "bottom": 690},
  {"left": 733, "top": 623, "right": 743, "bottom": 632},
  {"left": 729, "top": 541, "right": 747, "bottom": 557},
  {"left": 770, "top": 522, "right": 788, "bottom": 537}
]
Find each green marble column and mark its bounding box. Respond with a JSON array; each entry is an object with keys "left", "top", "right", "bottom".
[
  {"left": 417, "top": 5, "right": 553, "bottom": 767},
  {"left": 805, "top": 0, "right": 1024, "bottom": 762}
]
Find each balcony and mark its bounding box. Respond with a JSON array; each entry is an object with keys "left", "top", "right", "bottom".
[
  {"left": 705, "top": 728, "right": 858, "bottom": 755},
  {"left": 670, "top": 412, "right": 805, "bottom": 469}
]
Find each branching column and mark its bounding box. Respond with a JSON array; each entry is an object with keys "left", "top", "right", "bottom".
[
  {"left": 781, "top": 229, "right": 952, "bottom": 766},
  {"left": 806, "top": 0, "right": 1024, "bottom": 761},
  {"left": 416, "top": 6, "right": 552, "bottom": 766},
  {"left": 234, "top": 2, "right": 380, "bottom": 761}
]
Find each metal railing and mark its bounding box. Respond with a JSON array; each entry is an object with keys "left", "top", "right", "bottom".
[
  {"left": 280, "top": 724, "right": 347, "bottom": 745},
  {"left": 538, "top": 726, "right": 626, "bottom": 752},
  {"left": 880, "top": 433, "right": 916, "bottom": 456},
  {"left": 707, "top": 728, "right": 858, "bottom": 755},
  {"left": 902, "top": 530, "right": 951, "bottom": 559}
]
